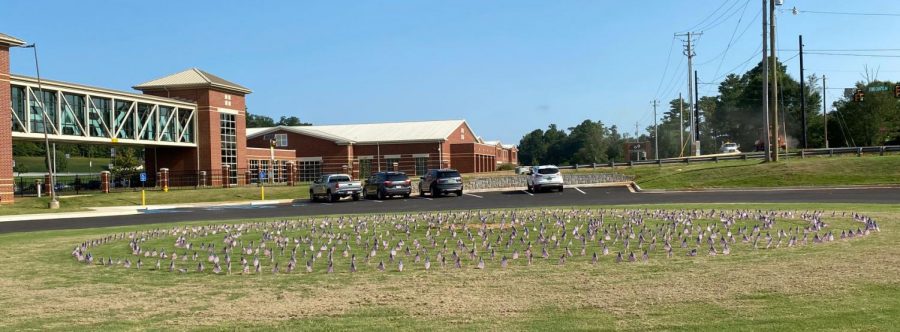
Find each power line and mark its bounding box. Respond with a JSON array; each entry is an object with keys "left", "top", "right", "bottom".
[
  {"left": 797, "top": 10, "right": 900, "bottom": 17},
  {"left": 697, "top": 0, "right": 751, "bottom": 32},
  {"left": 682, "top": 0, "right": 736, "bottom": 32},
  {"left": 805, "top": 52, "right": 900, "bottom": 58},
  {"left": 654, "top": 37, "right": 678, "bottom": 99},
  {"left": 783, "top": 48, "right": 900, "bottom": 52}
]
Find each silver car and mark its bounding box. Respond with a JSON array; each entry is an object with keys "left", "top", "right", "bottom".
[{"left": 526, "top": 165, "right": 564, "bottom": 193}]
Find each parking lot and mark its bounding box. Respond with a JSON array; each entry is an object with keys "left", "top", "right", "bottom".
[{"left": 3, "top": 185, "right": 900, "bottom": 234}]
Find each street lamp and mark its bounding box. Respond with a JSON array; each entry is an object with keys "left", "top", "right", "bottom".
[{"left": 17, "top": 43, "right": 59, "bottom": 209}]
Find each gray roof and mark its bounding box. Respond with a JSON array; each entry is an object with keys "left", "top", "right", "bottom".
[
  {"left": 133, "top": 68, "right": 251, "bottom": 94},
  {"left": 0, "top": 32, "right": 25, "bottom": 46},
  {"left": 247, "top": 120, "right": 470, "bottom": 144}
]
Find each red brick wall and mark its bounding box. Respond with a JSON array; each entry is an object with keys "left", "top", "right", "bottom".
[
  {"left": 0, "top": 46, "right": 13, "bottom": 203},
  {"left": 142, "top": 87, "right": 249, "bottom": 186},
  {"left": 246, "top": 147, "right": 296, "bottom": 160}
]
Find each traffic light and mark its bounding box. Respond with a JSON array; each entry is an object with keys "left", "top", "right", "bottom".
[
  {"left": 895, "top": 83, "right": 900, "bottom": 98},
  {"left": 853, "top": 89, "right": 865, "bottom": 102}
]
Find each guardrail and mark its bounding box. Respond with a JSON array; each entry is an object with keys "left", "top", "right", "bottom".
[{"left": 555, "top": 145, "right": 900, "bottom": 170}]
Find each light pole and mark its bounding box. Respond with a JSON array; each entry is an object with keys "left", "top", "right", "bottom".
[
  {"left": 18, "top": 43, "right": 59, "bottom": 209},
  {"left": 651, "top": 100, "right": 659, "bottom": 160}
]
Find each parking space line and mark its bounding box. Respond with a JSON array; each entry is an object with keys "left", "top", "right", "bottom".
[
  {"left": 464, "top": 193, "right": 483, "bottom": 198},
  {"left": 371, "top": 200, "right": 383, "bottom": 203},
  {"left": 521, "top": 190, "right": 534, "bottom": 196},
  {"left": 573, "top": 187, "right": 586, "bottom": 195}
]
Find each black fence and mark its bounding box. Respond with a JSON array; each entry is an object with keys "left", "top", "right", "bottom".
[
  {"left": 556, "top": 145, "right": 900, "bottom": 170},
  {"left": 14, "top": 167, "right": 305, "bottom": 197}
]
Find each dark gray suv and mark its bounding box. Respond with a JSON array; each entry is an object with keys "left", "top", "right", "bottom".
[
  {"left": 418, "top": 169, "right": 463, "bottom": 197},
  {"left": 363, "top": 172, "right": 412, "bottom": 199}
]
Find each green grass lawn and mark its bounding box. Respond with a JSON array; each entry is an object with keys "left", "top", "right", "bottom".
[
  {"left": 14, "top": 156, "right": 104, "bottom": 173},
  {"left": 568, "top": 154, "right": 900, "bottom": 190},
  {"left": 1, "top": 185, "right": 309, "bottom": 215},
  {"left": 0, "top": 202, "right": 897, "bottom": 331}
]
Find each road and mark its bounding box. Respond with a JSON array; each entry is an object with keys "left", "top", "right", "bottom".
[{"left": 2, "top": 186, "right": 899, "bottom": 234}]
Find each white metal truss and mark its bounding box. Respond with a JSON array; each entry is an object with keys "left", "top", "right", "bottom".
[{"left": 9, "top": 77, "right": 197, "bottom": 148}]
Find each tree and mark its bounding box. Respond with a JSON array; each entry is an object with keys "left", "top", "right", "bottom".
[
  {"left": 246, "top": 112, "right": 275, "bottom": 128},
  {"left": 111, "top": 147, "right": 141, "bottom": 178},
  {"left": 830, "top": 80, "right": 900, "bottom": 147},
  {"left": 277, "top": 116, "right": 311, "bottom": 126},
  {"left": 517, "top": 129, "right": 546, "bottom": 166}
]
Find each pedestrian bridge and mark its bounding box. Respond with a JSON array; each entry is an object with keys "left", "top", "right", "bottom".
[{"left": 9, "top": 75, "right": 197, "bottom": 147}]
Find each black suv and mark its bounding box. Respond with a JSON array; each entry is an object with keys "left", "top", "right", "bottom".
[
  {"left": 363, "top": 172, "right": 412, "bottom": 199},
  {"left": 418, "top": 169, "right": 463, "bottom": 197}
]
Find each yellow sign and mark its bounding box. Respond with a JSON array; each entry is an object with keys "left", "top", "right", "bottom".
[{"left": 111, "top": 138, "right": 119, "bottom": 143}]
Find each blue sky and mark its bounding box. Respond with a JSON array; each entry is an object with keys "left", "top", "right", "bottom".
[{"left": 5, "top": 0, "right": 900, "bottom": 144}]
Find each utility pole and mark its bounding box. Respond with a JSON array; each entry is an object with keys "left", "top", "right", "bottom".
[
  {"left": 678, "top": 93, "right": 684, "bottom": 157},
  {"left": 770, "top": 0, "right": 780, "bottom": 161},
  {"left": 762, "top": 0, "right": 771, "bottom": 162},
  {"left": 652, "top": 100, "right": 659, "bottom": 160},
  {"left": 799, "top": 34, "right": 807, "bottom": 149},
  {"left": 823, "top": 75, "right": 828, "bottom": 148},
  {"left": 694, "top": 70, "right": 701, "bottom": 156},
  {"left": 676, "top": 31, "right": 702, "bottom": 156},
  {"left": 634, "top": 122, "right": 639, "bottom": 142}
]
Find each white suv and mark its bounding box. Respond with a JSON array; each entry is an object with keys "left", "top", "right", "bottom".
[{"left": 526, "top": 165, "right": 564, "bottom": 193}]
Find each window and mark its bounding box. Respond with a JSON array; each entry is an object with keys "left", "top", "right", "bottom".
[
  {"left": 30, "top": 89, "right": 57, "bottom": 133},
  {"left": 178, "top": 108, "right": 194, "bottom": 143},
  {"left": 298, "top": 160, "right": 322, "bottom": 182},
  {"left": 61, "top": 93, "right": 85, "bottom": 136},
  {"left": 138, "top": 103, "right": 155, "bottom": 141},
  {"left": 88, "top": 97, "right": 110, "bottom": 137},
  {"left": 158, "top": 106, "right": 175, "bottom": 142},
  {"left": 537, "top": 167, "right": 559, "bottom": 175},
  {"left": 329, "top": 175, "right": 350, "bottom": 182},
  {"left": 249, "top": 160, "right": 260, "bottom": 184},
  {"left": 414, "top": 157, "right": 428, "bottom": 176},
  {"left": 224, "top": 94, "right": 232, "bottom": 107},
  {"left": 11, "top": 85, "right": 26, "bottom": 132},
  {"left": 275, "top": 133, "right": 288, "bottom": 147},
  {"left": 114, "top": 100, "right": 134, "bottom": 139},
  {"left": 220, "top": 113, "right": 237, "bottom": 184},
  {"left": 384, "top": 158, "right": 399, "bottom": 172}
]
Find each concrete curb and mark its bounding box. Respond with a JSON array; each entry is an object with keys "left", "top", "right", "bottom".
[{"left": 638, "top": 184, "right": 900, "bottom": 193}]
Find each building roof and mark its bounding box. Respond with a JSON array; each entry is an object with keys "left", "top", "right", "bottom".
[
  {"left": 0, "top": 32, "right": 26, "bottom": 47},
  {"left": 247, "top": 120, "right": 469, "bottom": 144},
  {"left": 132, "top": 68, "right": 252, "bottom": 94}
]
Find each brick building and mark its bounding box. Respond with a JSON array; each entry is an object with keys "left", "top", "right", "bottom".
[
  {"left": 0, "top": 33, "right": 26, "bottom": 204},
  {"left": 246, "top": 120, "right": 518, "bottom": 181},
  {"left": 0, "top": 31, "right": 516, "bottom": 202}
]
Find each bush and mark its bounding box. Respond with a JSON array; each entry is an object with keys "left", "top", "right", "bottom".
[{"left": 495, "top": 163, "right": 516, "bottom": 171}]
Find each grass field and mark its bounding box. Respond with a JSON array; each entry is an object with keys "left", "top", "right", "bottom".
[
  {"left": 14, "top": 156, "right": 103, "bottom": 173},
  {"left": 1, "top": 202, "right": 897, "bottom": 331},
  {"left": 1, "top": 185, "right": 309, "bottom": 216},
  {"left": 570, "top": 154, "right": 900, "bottom": 190}
]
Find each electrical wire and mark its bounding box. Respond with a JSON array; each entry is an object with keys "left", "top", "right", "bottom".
[
  {"left": 697, "top": 0, "right": 750, "bottom": 32},
  {"left": 654, "top": 37, "right": 678, "bottom": 99},
  {"left": 804, "top": 52, "right": 900, "bottom": 58},
  {"left": 682, "top": 0, "right": 736, "bottom": 33},
  {"left": 797, "top": 10, "right": 900, "bottom": 17}
]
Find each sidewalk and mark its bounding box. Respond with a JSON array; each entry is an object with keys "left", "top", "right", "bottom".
[{"left": 0, "top": 199, "right": 294, "bottom": 222}]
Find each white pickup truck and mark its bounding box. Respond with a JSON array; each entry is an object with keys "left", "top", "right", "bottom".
[{"left": 309, "top": 174, "right": 362, "bottom": 202}]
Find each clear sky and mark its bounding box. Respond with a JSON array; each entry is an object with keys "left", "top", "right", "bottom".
[{"left": 4, "top": 0, "right": 900, "bottom": 144}]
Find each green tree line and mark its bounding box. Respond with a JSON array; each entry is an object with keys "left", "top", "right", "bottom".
[{"left": 517, "top": 121, "right": 629, "bottom": 166}]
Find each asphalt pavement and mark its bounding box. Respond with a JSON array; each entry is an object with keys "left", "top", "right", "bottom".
[{"left": 2, "top": 186, "right": 899, "bottom": 234}]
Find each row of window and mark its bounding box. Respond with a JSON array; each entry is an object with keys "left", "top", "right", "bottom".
[{"left": 10, "top": 85, "right": 194, "bottom": 143}]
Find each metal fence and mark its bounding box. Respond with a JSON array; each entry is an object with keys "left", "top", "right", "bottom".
[
  {"left": 13, "top": 167, "right": 304, "bottom": 197},
  {"left": 555, "top": 145, "right": 900, "bottom": 170}
]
